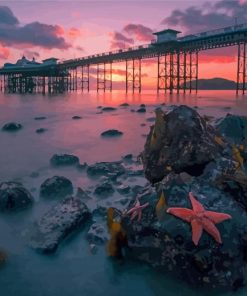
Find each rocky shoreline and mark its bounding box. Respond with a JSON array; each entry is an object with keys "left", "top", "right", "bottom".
[{"left": 1, "top": 105, "right": 247, "bottom": 291}]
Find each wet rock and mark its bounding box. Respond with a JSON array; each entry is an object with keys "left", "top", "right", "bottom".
[
  {"left": 116, "top": 184, "right": 131, "bottom": 195},
  {"left": 34, "top": 116, "right": 46, "bottom": 120},
  {"left": 101, "top": 129, "right": 123, "bottom": 137},
  {"left": 122, "top": 181, "right": 247, "bottom": 290},
  {"left": 141, "top": 105, "right": 223, "bottom": 183},
  {"left": 2, "top": 122, "right": 22, "bottom": 132},
  {"left": 87, "top": 223, "right": 109, "bottom": 244},
  {"left": 102, "top": 107, "right": 117, "bottom": 112},
  {"left": 87, "top": 161, "right": 125, "bottom": 180},
  {"left": 119, "top": 103, "right": 129, "bottom": 107},
  {"left": 92, "top": 205, "right": 107, "bottom": 217},
  {"left": 94, "top": 181, "right": 114, "bottom": 196},
  {"left": 76, "top": 162, "right": 88, "bottom": 170},
  {"left": 36, "top": 128, "right": 47, "bottom": 134},
  {"left": 72, "top": 116, "right": 82, "bottom": 120},
  {"left": 140, "top": 104, "right": 146, "bottom": 108},
  {"left": 0, "top": 182, "right": 33, "bottom": 212},
  {"left": 122, "top": 154, "right": 133, "bottom": 162},
  {"left": 40, "top": 176, "right": 73, "bottom": 198},
  {"left": 146, "top": 117, "right": 155, "bottom": 122},
  {"left": 76, "top": 187, "right": 91, "bottom": 199},
  {"left": 216, "top": 114, "right": 247, "bottom": 146},
  {"left": 137, "top": 107, "right": 146, "bottom": 113},
  {"left": 29, "top": 197, "right": 91, "bottom": 253},
  {"left": 50, "top": 154, "right": 80, "bottom": 167}
]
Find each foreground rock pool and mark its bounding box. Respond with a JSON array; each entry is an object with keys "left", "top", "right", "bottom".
[{"left": 0, "top": 91, "right": 247, "bottom": 296}]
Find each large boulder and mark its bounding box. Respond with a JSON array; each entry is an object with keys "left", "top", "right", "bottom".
[
  {"left": 40, "top": 176, "right": 73, "bottom": 198},
  {"left": 141, "top": 106, "right": 224, "bottom": 183},
  {"left": 29, "top": 197, "right": 91, "bottom": 253},
  {"left": 0, "top": 182, "right": 33, "bottom": 212},
  {"left": 216, "top": 114, "right": 247, "bottom": 146},
  {"left": 121, "top": 178, "right": 247, "bottom": 291}
]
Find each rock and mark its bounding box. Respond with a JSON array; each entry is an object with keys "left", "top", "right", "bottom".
[
  {"left": 137, "top": 108, "right": 146, "bottom": 113},
  {"left": 76, "top": 162, "right": 87, "bottom": 170},
  {"left": 119, "top": 103, "right": 129, "bottom": 107},
  {"left": 89, "top": 243, "right": 97, "bottom": 254},
  {"left": 50, "top": 154, "right": 79, "bottom": 166},
  {"left": 102, "top": 107, "right": 117, "bottom": 111},
  {"left": 122, "top": 154, "right": 133, "bottom": 161},
  {"left": 0, "top": 182, "right": 33, "bottom": 212},
  {"left": 87, "top": 161, "right": 125, "bottom": 180},
  {"left": 34, "top": 116, "right": 46, "bottom": 120},
  {"left": 97, "top": 106, "right": 102, "bottom": 109},
  {"left": 2, "top": 122, "right": 22, "bottom": 132},
  {"left": 87, "top": 223, "right": 109, "bottom": 244},
  {"left": 94, "top": 181, "right": 114, "bottom": 196},
  {"left": 122, "top": 180, "right": 247, "bottom": 290},
  {"left": 101, "top": 129, "right": 123, "bottom": 137},
  {"left": 92, "top": 205, "right": 107, "bottom": 217},
  {"left": 29, "top": 197, "right": 91, "bottom": 253},
  {"left": 72, "top": 116, "right": 82, "bottom": 120},
  {"left": 116, "top": 184, "right": 130, "bottom": 195},
  {"left": 140, "top": 104, "right": 146, "bottom": 108},
  {"left": 36, "top": 128, "right": 47, "bottom": 134},
  {"left": 216, "top": 114, "right": 247, "bottom": 146},
  {"left": 40, "top": 176, "right": 73, "bottom": 198},
  {"left": 141, "top": 105, "right": 224, "bottom": 183}
]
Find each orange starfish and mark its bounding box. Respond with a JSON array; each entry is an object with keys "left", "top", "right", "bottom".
[{"left": 167, "top": 192, "right": 232, "bottom": 245}]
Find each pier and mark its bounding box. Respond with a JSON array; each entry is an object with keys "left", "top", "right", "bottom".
[{"left": 0, "top": 23, "right": 247, "bottom": 94}]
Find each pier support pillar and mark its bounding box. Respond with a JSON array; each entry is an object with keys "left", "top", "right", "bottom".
[
  {"left": 237, "top": 42, "right": 247, "bottom": 95},
  {"left": 157, "top": 51, "right": 198, "bottom": 94},
  {"left": 126, "top": 58, "right": 141, "bottom": 93},
  {"left": 81, "top": 65, "right": 90, "bottom": 92},
  {"left": 96, "top": 62, "right": 112, "bottom": 92}
]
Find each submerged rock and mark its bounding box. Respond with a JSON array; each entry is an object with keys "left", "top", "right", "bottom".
[
  {"left": 40, "top": 176, "right": 73, "bottom": 198},
  {"left": 102, "top": 107, "right": 117, "bottom": 112},
  {"left": 36, "top": 128, "right": 47, "bottom": 134},
  {"left": 87, "top": 223, "right": 109, "bottom": 244},
  {"left": 50, "top": 154, "right": 79, "bottom": 166},
  {"left": 216, "top": 114, "right": 247, "bottom": 146},
  {"left": 141, "top": 105, "right": 223, "bottom": 183},
  {"left": 101, "top": 129, "right": 123, "bottom": 137},
  {"left": 2, "top": 122, "right": 22, "bottom": 132},
  {"left": 72, "top": 116, "right": 82, "bottom": 120},
  {"left": 34, "top": 116, "right": 46, "bottom": 120},
  {"left": 94, "top": 181, "right": 114, "bottom": 196},
  {"left": 119, "top": 103, "right": 129, "bottom": 107},
  {"left": 87, "top": 161, "right": 125, "bottom": 179},
  {"left": 29, "top": 197, "right": 91, "bottom": 253},
  {"left": 137, "top": 107, "right": 146, "bottom": 113},
  {"left": 0, "top": 182, "right": 33, "bottom": 212}
]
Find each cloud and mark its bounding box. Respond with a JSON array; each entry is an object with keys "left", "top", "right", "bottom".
[
  {"left": 0, "top": 6, "right": 19, "bottom": 25},
  {"left": 123, "top": 24, "right": 153, "bottom": 42},
  {"left": 23, "top": 50, "right": 40, "bottom": 60},
  {"left": 67, "top": 27, "right": 83, "bottom": 39},
  {"left": 0, "top": 43, "right": 10, "bottom": 59},
  {"left": 161, "top": 0, "right": 246, "bottom": 63},
  {"left": 0, "top": 6, "right": 70, "bottom": 50},
  {"left": 109, "top": 32, "right": 134, "bottom": 49},
  {"left": 162, "top": 0, "right": 247, "bottom": 34}
]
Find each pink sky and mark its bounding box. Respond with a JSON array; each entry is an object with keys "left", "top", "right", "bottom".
[{"left": 0, "top": 0, "right": 245, "bottom": 88}]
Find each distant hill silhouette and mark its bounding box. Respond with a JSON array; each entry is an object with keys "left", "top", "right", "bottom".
[{"left": 183, "top": 77, "right": 237, "bottom": 90}]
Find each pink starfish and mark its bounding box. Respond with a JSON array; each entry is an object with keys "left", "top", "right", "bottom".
[
  {"left": 167, "top": 192, "right": 232, "bottom": 245},
  {"left": 126, "top": 199, "right": 149, "bottom": 221}
]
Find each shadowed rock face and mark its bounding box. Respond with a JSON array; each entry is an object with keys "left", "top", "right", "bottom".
[
  {"left": 141, "top": 106, "right": 223, "bottom": 183},
  {"left": 121, "top": 105, "right": 247, "bottom": 291},
  {"left": 0, "top": 182, "right": 33, "bottom": 212},
  {"left": 40, "top": 176, "right": 73, "bottom": 198},
  {"left": 29, "top": 197, "right": 91, "bottom": 253}
]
